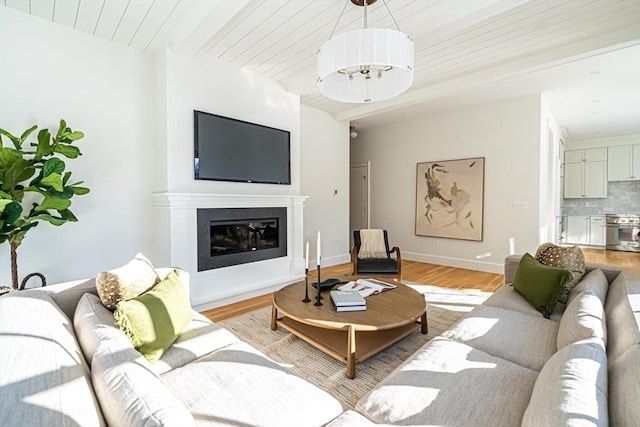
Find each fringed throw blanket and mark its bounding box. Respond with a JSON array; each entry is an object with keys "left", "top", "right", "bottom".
[{"left": 359, "top": 229, "right": 387, "bottom": 259}]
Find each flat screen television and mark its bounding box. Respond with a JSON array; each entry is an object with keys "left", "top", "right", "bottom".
[{"left": 194, "top": 110, "right": 291, "bottom": 185}]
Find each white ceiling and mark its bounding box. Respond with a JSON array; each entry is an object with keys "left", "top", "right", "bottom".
[{"left": 4, "top": 0, "right": 640, "bottom": 140}]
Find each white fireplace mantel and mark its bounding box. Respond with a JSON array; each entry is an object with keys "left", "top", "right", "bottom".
[{"left": 151, "top": 192, "right": 308, "bottom": 311}]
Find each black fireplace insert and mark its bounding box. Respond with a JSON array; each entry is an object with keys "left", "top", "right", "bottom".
[{"left": 197, "top": 207, "right": 287, "bottom": 271}]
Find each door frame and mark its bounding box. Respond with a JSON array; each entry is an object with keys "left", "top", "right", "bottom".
[{"left": 350, "top": 161, "right": 371, "bottom": 239}]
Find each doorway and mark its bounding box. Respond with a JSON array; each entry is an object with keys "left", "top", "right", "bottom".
[{"left": 350, "top": 162, "right": 370, "bottom": 246}]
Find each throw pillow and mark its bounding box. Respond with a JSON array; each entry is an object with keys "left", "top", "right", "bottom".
[
  {"left": 556, "top": 291, "right": 606, "bottom": 350},
  {"left": 513, "top": 253, "right": 573, "bottom": 318},
  {"left": 96, "top": 253, "right": 160, "bottom": 309},
  {"left": 535, "top": 243, "right": 585, "bottom": 303},
  {"left": 114, "top": 269, "right": 193, "bottom": 363}
]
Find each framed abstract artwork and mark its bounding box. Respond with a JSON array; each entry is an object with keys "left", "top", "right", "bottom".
[{"left": 415, "top": 157, "right": 485, "bottom": 241}]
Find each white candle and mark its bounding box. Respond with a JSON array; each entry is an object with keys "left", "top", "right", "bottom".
[
  {"left": 317, "top": 231, "right": 321, "bottom": 267},
  {"left": 305, "top": 241, "right": 309, "bottom": 270}
]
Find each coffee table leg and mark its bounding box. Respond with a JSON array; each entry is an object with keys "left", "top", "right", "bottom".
[
  {"left": 421, "top": 310, "right": 428, "bottom": 334},
  {"left": 346, "top": 325, "right": 356, "bottom": 379},
  {"left": 271, "top": 302, "right": 278, "bottom": 331}
]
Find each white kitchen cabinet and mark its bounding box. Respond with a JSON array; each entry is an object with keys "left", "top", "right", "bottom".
[
  {"left": 608, "top": 144, "right": 640, "bottom": 181},
  {"left": 565, "top": 148, "right": 607, "bottom": 163},
  {"left": 564, "top": 215, "right": 606, "bottom": 247},
  {"left": 566, "top": 216, "right": 589, "bottom": 245},
  {"left": 589, "top": 216, "right": 606, "bottom": 246},
  {"left": 563, "top": 148, "right": 607, "bottom": 198}
]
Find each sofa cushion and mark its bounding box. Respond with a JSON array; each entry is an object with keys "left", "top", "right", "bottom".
[
  {"left": 161, "top": 341, "right": 343, "bottom": 426},
  {"left": 74, "top": 293, "right": 117, "bottom": 365},
  {"left": 356, "top": 337, "right": 538, "bottom": 426},
  {"left": 522, "top": 339, "right": 608, "bottom": 427},
  {"left": 604, "top": 273, "right": 640, "bottom": 363},
  {"left": 567, "top": 268, "right": 609, "bottom": 307},
  {"left": 483, "top": 284, "right": 565, "bottom": 320},
  {"left": 608, "top": 344, "right": 640, "bottom": 427},
  {"left": 557, "top": 291, "right": 606, "bottom": 350},
  {"left": 91, "top": 324, "right": 195, "bottom": 427},
  {"left": 150, "top": 311, "right": 240, "bottom": 375},
  {"left": 356, "top": 257, "right": 398, "bottom": 274},
  {"left": 513, "top": 253, "right": 573, "bottom": 318},
  {"left": 96, "top": 253, "right": 160, "bottom": 309},
  {"left": 535, "top": 242, "right": 585, "bottom": 303},
  {"left": 441, "top": 304, "right": 559, "bottom": 371},
  {"left": 0, "top": 291, "right": 105, "bottom": 427},
  {"left": 114, "top": 269, "right": 193, "bottom": 363}
]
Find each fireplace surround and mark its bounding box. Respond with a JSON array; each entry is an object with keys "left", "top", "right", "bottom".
[{"left": 197, "top": 207, "right": 287, "bottom": 271}]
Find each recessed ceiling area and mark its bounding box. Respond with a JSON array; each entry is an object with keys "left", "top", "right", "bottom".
[{"left": 3, "top": 0, "right": 640, "bottom": 140}]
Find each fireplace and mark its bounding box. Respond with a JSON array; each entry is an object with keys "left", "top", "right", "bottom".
[{"left": 197, "top": 207, "right": 287, "bottom": 271}]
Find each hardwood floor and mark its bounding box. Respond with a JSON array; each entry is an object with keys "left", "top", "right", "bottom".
[{"left": 202, "top": 248, "right": 640, "bottom": 323}]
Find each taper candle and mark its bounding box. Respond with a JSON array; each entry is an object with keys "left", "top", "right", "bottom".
[
  {"left": 316, "top": 231, "right": 321, "bottom": 266},
  {"left": 305, "top": 241, "right": 309, "bottom": 270}
]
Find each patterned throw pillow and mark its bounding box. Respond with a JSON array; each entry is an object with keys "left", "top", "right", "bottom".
[
  {"left": 535, "top": 243, "right": 585, "bottom": 303},
  {"left": 96, "top": 253, "right": 160, "bottom": 309}
]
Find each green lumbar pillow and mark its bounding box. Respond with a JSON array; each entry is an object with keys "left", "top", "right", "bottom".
[
  {"left": 513, "top": 253, "right": 573, "bottom": 319},
  {"left": 114, "top": 269, "right": 192, "bottom": 363}
]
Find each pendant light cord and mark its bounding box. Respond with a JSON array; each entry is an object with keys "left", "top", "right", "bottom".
[
  {"left": 381, "top": 0, "right": 402, "bottom": 32},
  {"left": 327, "top": 0, "right": 350, "bottom": 40}
]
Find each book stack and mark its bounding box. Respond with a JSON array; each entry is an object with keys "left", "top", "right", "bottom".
[{"left": 330, "top": 290, "right": 366, "bottom": 312}]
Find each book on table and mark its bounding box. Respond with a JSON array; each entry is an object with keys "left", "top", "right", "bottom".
[
  {"left": 330, "top": 290, "right": 366, "bottom": 311},
  {"left": 337, "top": 278, "right": 397, "bottom": 298}
]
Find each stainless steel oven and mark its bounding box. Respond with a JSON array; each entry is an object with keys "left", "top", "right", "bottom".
[{"left": 606, "top": 214, "right": 640, "bottom": 252}]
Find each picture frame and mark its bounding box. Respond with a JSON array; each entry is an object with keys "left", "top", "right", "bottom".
[{"left": 415, "top": 157, "right": 485, "bottom": 241}]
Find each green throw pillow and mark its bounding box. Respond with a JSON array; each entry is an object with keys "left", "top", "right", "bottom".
[
  {"left": 513, "top": 253, "right": 573, "bottom": 319},
  {"left": 114, "top": 269, "right": 192, "bottom": 363}
]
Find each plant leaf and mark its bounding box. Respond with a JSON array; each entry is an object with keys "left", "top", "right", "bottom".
[
  {"left": 30, "top": 213, "right": 67, "bottom": 226},
  {"left": 0, "top": 128, "right": 20, "bottom": 148},
  {"left": 40, "top": 172, "right": 64, "bottom": 192},
  {"left": 72, "top": 186, "right": 90, "bottom": 196},
  {"left": 35, "top": 128, "right": 53, "bottom": 160},
  {"left": 34, "top": 197, "right": 71, "bottom": 212},
  {"left": 0, "top": 201, "right": 22, "bottom": 225},
  {"left": 62, "top": 171, "right": 71, "bottom": 185},
  {"left": 59, "top": 209, "right": 78, "bottom": 222},
  {"left": 42, "top": 157, "right": 65, "bottom": 176},
  {"left": 53, "top": 144, "right": 81, "bottom": 158},
  {"left": 0, "top": 199, "right": 13, "bottom": 213}
]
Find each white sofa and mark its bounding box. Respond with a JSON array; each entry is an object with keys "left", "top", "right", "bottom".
[
  {"left": 0, "top": 268, "right": 343, "bottom": 427},
  {"left": 329, "top": 255, "right": 640, "bottom": 426}
]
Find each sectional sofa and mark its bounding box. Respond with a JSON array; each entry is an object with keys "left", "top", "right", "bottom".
[
  {"left": 330, "top": 255, "right": 640, "bottom": 426},
  {"left": 0, "top": 268, "right": 343, "bottom": 426},
  {"left": 1, "top": 256, "right": 638, "bottom": 426}
]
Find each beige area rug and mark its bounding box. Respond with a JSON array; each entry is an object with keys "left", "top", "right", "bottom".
[{"left": 219, "top": 284, "right": 491, "bottom": 410}]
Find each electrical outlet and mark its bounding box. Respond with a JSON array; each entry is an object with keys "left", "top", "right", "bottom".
[{"left": 513, "top": 202, "right": 528, "bottom": 211}]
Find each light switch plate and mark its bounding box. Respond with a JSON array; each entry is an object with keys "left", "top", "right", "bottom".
[{"left": 513, "top": 202, "right": 528, "bottom": 211}]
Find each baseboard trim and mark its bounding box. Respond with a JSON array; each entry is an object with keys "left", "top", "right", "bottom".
[{"left": 404, "top": 251, "right": 503, "bottom": 274}]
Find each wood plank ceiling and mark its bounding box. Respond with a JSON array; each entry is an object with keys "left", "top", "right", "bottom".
[{"left": 3, "top": 0, "right": 640, "bottom": 137}]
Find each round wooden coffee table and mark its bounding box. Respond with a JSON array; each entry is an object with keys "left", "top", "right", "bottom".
[{"left": 271, "top": 279, "right": 427, "bottom": 379}]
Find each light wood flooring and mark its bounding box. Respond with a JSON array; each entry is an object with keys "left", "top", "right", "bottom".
[{"left": 202, "top": 249, "right": 639, "bottom": 323}]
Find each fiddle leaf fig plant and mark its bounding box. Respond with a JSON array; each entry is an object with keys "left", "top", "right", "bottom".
[{"left": 0, "top": 120, "right": 89, "bottom": 289}]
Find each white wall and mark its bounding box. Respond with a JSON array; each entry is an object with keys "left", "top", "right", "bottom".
[
  {"left": 300, "top": 106, "right": 350, "bottom": 267},
  {"left": 0, "top": 7, "right": 155, "bottom": 286},
  {"left": 351, "top": 95, "right": 545, "bottom": 273},
  {"left": 150, "top": 51, "right": 305, "bottom": 310}
]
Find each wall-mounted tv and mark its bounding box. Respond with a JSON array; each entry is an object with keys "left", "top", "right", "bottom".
[{"left": 194, "top": 110, "right": 291, "bottom": 185}]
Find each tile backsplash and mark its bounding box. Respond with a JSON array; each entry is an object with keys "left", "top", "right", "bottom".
[{"left": 563, "top": 181, "right": 640, "bottom": 215}]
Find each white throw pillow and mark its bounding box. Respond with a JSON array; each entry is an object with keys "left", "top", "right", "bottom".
[
  {"left": 557, "top": 291, "right": 607, "bottom": 350},
  {"left": 95, "top": 253, "right": 160, "bottom": 309}
]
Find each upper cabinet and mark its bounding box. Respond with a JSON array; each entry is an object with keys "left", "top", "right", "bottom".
[
  {"left": 608, "top": 144, "right": 640, "bottom": 181},
  {"left": 563, "top": 148, "right": 607, "bottom": 198}
]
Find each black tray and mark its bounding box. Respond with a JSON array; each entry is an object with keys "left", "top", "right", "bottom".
[{"left": 311, "top": 278, "right": 341, "bottom": 291}]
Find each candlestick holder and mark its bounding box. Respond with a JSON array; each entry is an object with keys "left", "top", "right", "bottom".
[
  {"left": 302, "top": 268, "right": 311, "bottom": 303},
  {"left": 314, "top": 265, "right": 323, "bottom": 306}
]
